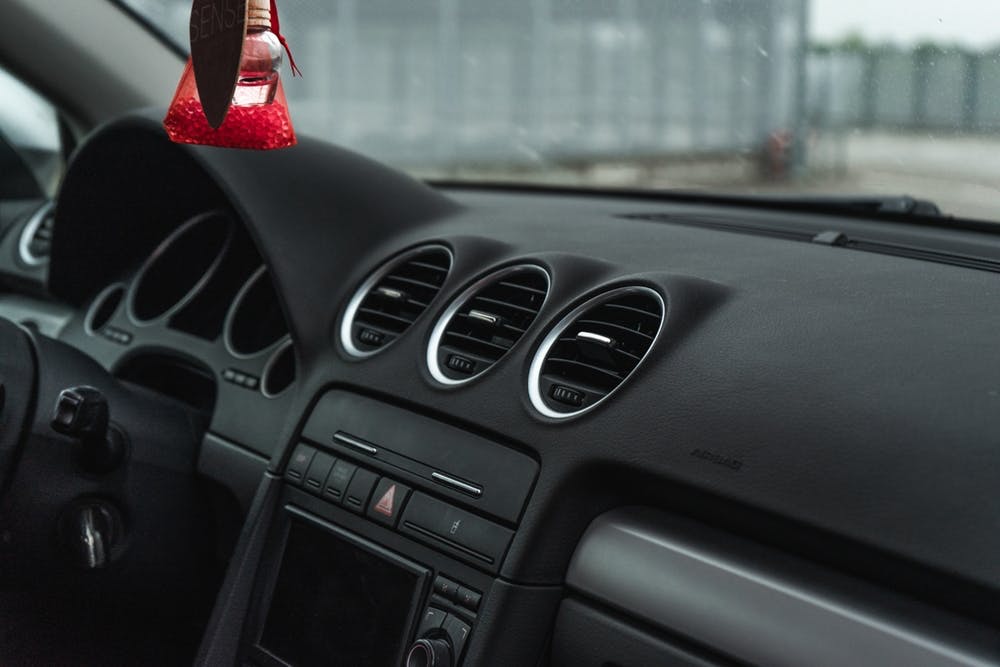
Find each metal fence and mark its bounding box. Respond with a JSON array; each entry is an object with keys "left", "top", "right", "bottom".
[
  {"left": 808, "top": 48, "right": 1000, "bottom": 132},
  {"left": 131, "top": 0, "right": 808, "bottom": 170},
  {"left": 282, "top": 0, "right": 808, "bottom": 169}
]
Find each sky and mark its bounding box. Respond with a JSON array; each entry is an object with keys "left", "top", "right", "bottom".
[{"left": 811, "top": 0, "right": 1000, "bottom": 48}]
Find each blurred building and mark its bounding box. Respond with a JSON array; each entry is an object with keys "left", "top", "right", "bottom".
[
  {"left": 809, "top": 46, "right": 1000, "bottom": 132},
  {"left": 279, "top": 0, "right": 808, "bottom": 171},
  {"left": 126, "top": 0, "right": 810, "bottom": 171}
]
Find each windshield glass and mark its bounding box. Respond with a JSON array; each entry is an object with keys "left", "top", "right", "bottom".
[{"left": 122, "top": 0, "right": 1000, "bottom": 221}]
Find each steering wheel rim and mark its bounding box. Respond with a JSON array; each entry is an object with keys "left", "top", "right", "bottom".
[{"left": 0, "top": 316, "right": 37, "bottom": 497}]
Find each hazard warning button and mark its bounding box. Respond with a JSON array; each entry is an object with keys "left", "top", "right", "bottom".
[{"left": 367, "top": 478, "right": 412, "bottom": 528}]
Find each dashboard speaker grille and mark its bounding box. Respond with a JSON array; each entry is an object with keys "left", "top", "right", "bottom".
[
  {"left": 429, "top": 265, "right": 549, "bottom": 384},
  {"left": 529, "top": 286, "right": 664, "bottom": 418},
  {"left": 341, "top": 245, "right": 452, "bottom": 357}
]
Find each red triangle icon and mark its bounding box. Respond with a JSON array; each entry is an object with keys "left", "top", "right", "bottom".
[{"left": 374, "top": 484, "right": 397, "bottom": 516}]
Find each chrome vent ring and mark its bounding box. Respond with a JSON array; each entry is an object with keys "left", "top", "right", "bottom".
[
  {"left": 340, "top": 244, "right": 452, "bottom": 358},
  {"left": 428, "top": 264, "right": 549, "bottom": 385},
  {"left": 528, "top": 286, "right": 665, "bottom": 419}
]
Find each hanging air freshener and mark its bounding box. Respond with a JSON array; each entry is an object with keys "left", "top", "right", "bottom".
[{"left": 163, "top": 0, "right": 299, "bottom": 150}]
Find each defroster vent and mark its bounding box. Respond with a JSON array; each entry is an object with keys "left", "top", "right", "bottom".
[
  {"left": 340, "top": 245, "right": 452, "bottom": 357},
  {"left": 529, "top": 286, "right": 664, "bottom": 418},
  {"left": 428, "top": 265, "right": 549, "bottom": 384}
]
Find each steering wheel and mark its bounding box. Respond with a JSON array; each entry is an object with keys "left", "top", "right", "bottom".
[{"left": 0, "top": 317, "right": 35, "bottom": 496}]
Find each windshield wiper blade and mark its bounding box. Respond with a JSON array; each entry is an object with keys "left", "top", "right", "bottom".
[
  {"left": 775, "top": 195, "right": 943, "bottom": 217},
  {"left": 650, "top": 191, "right": 953, "bottom": 224}
]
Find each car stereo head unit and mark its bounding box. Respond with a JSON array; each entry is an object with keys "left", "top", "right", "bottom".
[{"left": 250, "top": 509, "right": 429, "bottom": 667}]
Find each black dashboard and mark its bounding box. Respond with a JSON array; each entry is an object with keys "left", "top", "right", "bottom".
[{"left": 1, "top": 111, "right": 998, "bottom": 666}]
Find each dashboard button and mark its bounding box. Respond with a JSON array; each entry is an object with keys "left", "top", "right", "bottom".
[
  {"left": 367, "top": 477, "right": 412, "bottom": 528},
  {"left": 224, "top": 368, "right": 260, "bottom": 390},
  {"left": 401, "top": 493, "right": 514, "bottom": 569},
  {"left": 303, "top": 452, "right": 335, "bottom": 496},
  {"left": 323, "top": 460, "right": 357, "bottom": 503},
  {"left": 344, "top": 468, "right": 378, "bottom": 514},
  {"left": 284, "top": 444, "right": 315, "bottom": 485},
  {"left": 442, "top": 614, "right": 472, "bottom": 659},
  {"left": 550, "top": 384, "right": 584, "bottom": 407},
  {"left": 416, "top": 606, "right": 447, "bottom": 636},
  {"left": 432, "top": 575, "right": 460, "bottom": 601},
  {"left": 456, "top": 586, "right": 481, "bottom": 612},
  {"left": 358, "top": 328, "right": 385, "bottom": 346},
  {"left": 101, "top": 327, "right": 132, "bottom": 345},
  {"left": 446, "top": 354, "right": 476, "bottom": 374}
]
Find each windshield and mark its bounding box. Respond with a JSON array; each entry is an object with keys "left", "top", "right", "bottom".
[{"left": 122, "top": 0, "right": 1000, "bottom": 221}]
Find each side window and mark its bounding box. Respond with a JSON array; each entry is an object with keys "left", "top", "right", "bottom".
[{"left": 0, "top": 65, "right": 62, "bottom": 198}]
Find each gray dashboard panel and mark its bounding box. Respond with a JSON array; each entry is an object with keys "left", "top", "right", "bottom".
[{"left": 566, "top": 508, "right": 1000, "bottom": 667}]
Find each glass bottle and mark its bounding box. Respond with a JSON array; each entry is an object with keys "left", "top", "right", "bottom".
[
  {"left": 163, "top": 0, "right": 297, "bottom": 150},
  {"left": 233, "top": 2, "right": 283, "bottom": 106}
]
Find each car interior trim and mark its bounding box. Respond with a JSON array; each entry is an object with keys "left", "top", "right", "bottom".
[
  {"left": 83, "top": 281, "right": 126, "bottom": 336},
  {"left": 259, "top": 338, "right": 296, "bottom": 399},
  {"left": 339, "top": 243, "right": 454, "bottom": 360},
  {"left": 426, "top": 263, "right": 550, "bottom": 386},
  {"left": 125, "top": 210, "right": 233, "bottom": 326},
  {"left": 17, "top": 201, "right": 53, "bottom": 267},
  {"left": 223, "top": 265, "right": 287, "bottom": 361},
  {"left": 567, "top": 508, "right": 999, "bottom": 667},
  {"left": 527, "top": 284, "right": 665, "bottom": 420}
]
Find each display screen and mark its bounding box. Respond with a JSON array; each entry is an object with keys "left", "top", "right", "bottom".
[{"left": 260, "top": 518, "right": 426, "bottom": 667}]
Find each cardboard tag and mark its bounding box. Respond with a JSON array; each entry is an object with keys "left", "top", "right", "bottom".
[{"left": 189, "top": 0, "right": 248, "bottom": 128}]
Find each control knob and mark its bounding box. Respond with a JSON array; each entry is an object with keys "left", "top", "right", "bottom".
[
  {"left": 405, "top": 637, "right": 453, "bottom": 667},
  {"left": 51, "top": 386, "right": 125, "bottom": 472}
]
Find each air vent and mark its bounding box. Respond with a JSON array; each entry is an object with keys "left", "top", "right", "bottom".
[
  {"left": 428, "top": 265, "right": 549, "bottom": 384},
  {"left": 340, "top": 245, "right": 452, "bottom": 357},
  {"left": 529, "top": 286, "right": 664, "bottom": 419},
  {"left": 18, "top": 202, "right": 55, "bottom": 266}
]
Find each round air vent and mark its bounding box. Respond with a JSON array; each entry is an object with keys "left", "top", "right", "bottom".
[
  {"left": 529, "top": 286, "right": 664, "bottom": 419},
  {"left": 428, "top": 264, "right": 549, "bottom": 385},
  {"left": 340, "top": 245, "right": 452, "bottom": 358},
  {"left": 18, "top": 202, "right": 55, "bottom": 267}
]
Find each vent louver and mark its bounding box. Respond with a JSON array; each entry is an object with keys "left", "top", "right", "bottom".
[
  {"left": 340, "top": 245, "right": 452, "bottom": 357},
  {"left": 529, "top": 286, "right": 664, "bottom": 418},
  {"left": 19, "top": 203, "right": 55, "bottom": 266},
  {"left": 429, "top": 265, "right": 549, "bottom": 384}
]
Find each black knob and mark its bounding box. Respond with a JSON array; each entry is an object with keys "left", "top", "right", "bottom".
[
  {"left": 52, "top": 386, "right": 107, "bottom": 438},
  {"left": 405, "top": 637, "right": 453, "bottom": 667},
  {"left": 51, "top": 386, "right": 124, "bottom": 472}
]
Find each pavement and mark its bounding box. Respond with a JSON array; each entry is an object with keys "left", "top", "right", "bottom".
[{"left": 773, "top": 131, "right": 1000, "bottom": 222}]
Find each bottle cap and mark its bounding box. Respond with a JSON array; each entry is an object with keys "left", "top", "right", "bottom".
[{"left": 247, "top": 0, "right": 271, "bottom": 29}]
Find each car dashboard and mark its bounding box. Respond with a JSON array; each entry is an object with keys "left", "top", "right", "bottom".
[{"left": 0, "top": 112, "right": 998, "bottom": 666}]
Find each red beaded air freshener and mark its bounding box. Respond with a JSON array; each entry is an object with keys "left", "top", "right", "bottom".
[{"left": 164, "top": 0, "right": 299, "bottom": 150}]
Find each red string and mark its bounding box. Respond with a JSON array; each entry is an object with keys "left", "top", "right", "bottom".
[{"left": 269, "top": 0, "right": 302, "bottom": 77}]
